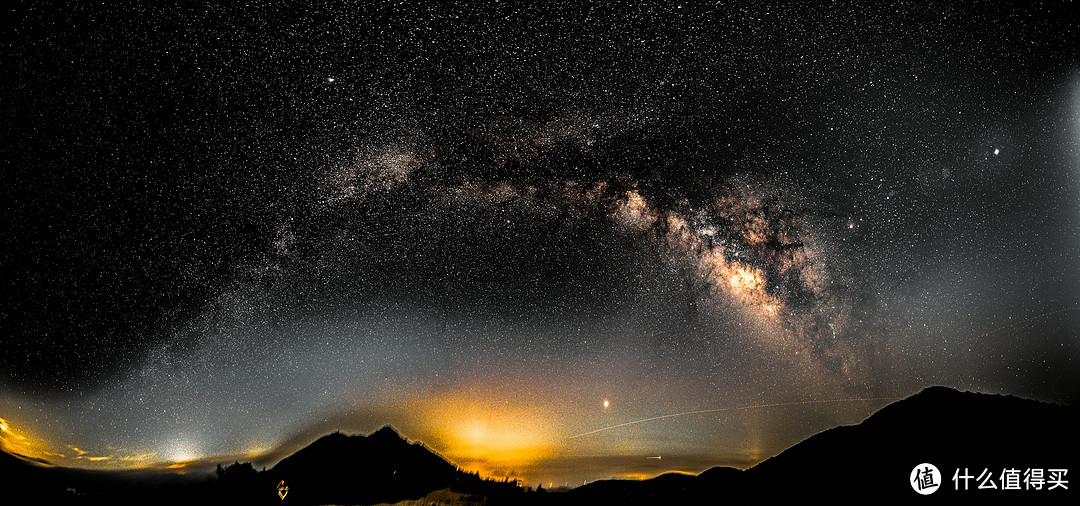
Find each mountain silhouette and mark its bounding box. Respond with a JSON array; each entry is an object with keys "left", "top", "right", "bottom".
[
  {"left": 566, "top": 386, "right": 1079, "bottom": 504},
  {"left": 265, "top": 425, "right": 460, "bottom": 505},
  {"left": 4, "top": 387, "right": 1077, "bottom": 504},
  {"left": 0, "top": 426, "right": 464, "bottom": 505},
  {"left": 737, "top": 386, "right": 1078, "bottom": 501}
]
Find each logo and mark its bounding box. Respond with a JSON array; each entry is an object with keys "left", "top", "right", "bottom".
[{"left": 911, "top": 463, "right": 941, "bottom": 495}]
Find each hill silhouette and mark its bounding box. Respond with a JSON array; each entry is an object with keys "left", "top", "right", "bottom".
[
  {"left": 738, "top": 386, "right": 1077, "bottom": 501},
  {"left": 0, "top": 426, "right": 468, "bottom": 505},
  {"left": 3, "top": 387, "right": 1077, "bottom": 504},
  {"left": 566, "top": 386, "right": 1079, "bottom": 504},
  {"left": 265, "top": 426, "right": 460, "bottom": 505}
]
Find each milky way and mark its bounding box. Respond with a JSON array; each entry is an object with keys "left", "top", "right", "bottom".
[{"left": 2, "top": 1, "right": 1079, "bottom": 486}]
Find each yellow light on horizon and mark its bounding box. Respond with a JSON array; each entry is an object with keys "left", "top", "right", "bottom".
[
  {"left": 419, "top": 391, "right": 557, "bottom": 483},
  {"left": 0, "top": 417, "right": 50, "bottom": 464}
]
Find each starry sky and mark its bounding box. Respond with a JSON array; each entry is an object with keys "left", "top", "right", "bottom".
[{"left": 2, "top": 1, "right": 1079, "bottom": 487}]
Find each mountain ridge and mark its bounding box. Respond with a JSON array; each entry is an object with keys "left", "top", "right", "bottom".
[
  {"left": 566, "top": 386, "right": 1078, "bottom": 504},
  {"left": 3, "top": 386, "right": 1076, "bottom": 504}
]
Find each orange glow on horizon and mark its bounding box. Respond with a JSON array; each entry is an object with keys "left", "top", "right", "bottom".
[
  {"left": 416, "top": 390, "right": 559, "bottom": 482},
  {"left": 0, "top": 416, "right": 47, "bottom": 463},
  {"left": 619, "top": 470, "right": 693, "bottom": 481},
  {"left": 0, "top": 416, "right": 169, "bottom": 470}
]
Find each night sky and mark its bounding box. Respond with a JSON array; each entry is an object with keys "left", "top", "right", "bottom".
[{"left": 2, "top": 1, "right": 1079, "bottom": 487}]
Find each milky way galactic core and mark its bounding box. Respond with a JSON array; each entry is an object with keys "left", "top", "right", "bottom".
[{"left": 2, "top": 2, "right": 1078, "bottom": 486}]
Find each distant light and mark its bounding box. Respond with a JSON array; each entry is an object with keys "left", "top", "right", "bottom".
[
  {"left": 603, "top": 399, "right": 610, "bottom": 409},
  {"left": 326, "top": 77, "right": 336, "bottom": 83},
  {"left": 166, "top": 438, "right": 200, "bottom": 462},
  {"left": 994, "top": 148, "right": 1000, "bottom": 156}
]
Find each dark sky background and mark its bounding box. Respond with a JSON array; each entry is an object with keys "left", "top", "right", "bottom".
[{"left": 2, "top": 1, "right": 1078, "bottom": 486}]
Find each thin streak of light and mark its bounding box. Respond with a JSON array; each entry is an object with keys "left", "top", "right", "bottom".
[
  {"left": 568, "top": 408, "right": 730, "bottom": 439},
  {"left": 567, "top": 397, "right": 901, "bottom": 439}
]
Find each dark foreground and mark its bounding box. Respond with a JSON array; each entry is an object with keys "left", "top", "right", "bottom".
[{"left": 3, "top": 387, "right": 1077, "bottom": 504}]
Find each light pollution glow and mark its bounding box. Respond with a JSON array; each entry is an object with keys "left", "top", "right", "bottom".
[
  {"left": 3, "top": 4, "right": 1078, "bottom": 490},
  {"left": 2, "top": 171, "right": 1074, "bottom": 485},
  {"left": 1, "top": 385, "right": 903, "bottom": 486}
]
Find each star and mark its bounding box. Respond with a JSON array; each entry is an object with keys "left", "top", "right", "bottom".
[{"left": 2, "top": 1, "right": 1075, "bottom": 490}]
